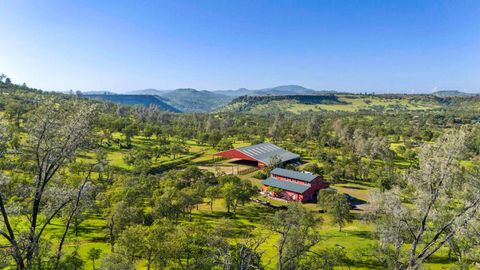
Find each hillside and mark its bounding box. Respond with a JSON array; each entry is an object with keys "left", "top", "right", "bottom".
[
  {"left": 217, "top": 94, "right": 452, "bottom": 114},
  {"left": 432, "top": 90, "right": 479, "bottom": 97},
  {"left": 126, "top": 88, "right": 170, "bottom": 95},
  {"left": 83, "top": 94, "right": 181, "bottom": 112},
  {"left": 82, "top": 85, "right": 334, "bottom": 112},
  {"left": 161, "top": 88, "right": 233, "bottom": 112},
  {"left": 215, "top": 84, "right": 332, "bottom": 97}
]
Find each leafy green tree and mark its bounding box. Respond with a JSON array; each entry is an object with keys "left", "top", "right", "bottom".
[
  {"left": 297, "top": 247, "right": 349, "bottom": 270},
  {"left": 306, "top": 115, "right": 322, "bottom": 139},
  {"left": 99, "top": 253, "right": 135, "bottom": 270},
  {"left": 205, "top": 186, "right": 220, "bottom": 212},
  {"left": 0, "top": 123, "right": 6, "bottom": 158},
  {"left": 373, "top": 163, "right": 398, "bottom": 191},
  {"left": 58, "top": 248, "right": 84, "bottom": 270},
  {"left": 318, "top": 189, "right": 336, "bottom": 211},
  {"left": 220, "top": 176, "right": 256, "bottom": 215},
  {"left": 208, "top": 131, "right": 222, "bottom": 147},
  {"left": 143, "top": 124, "right": 155, "bottom": 140},
  {"left": 5, "top": 101, "right": 26, "bottom": 127},
  {"left": 94, "top": 148, "right": 109, "bottom": 182},
  {"left": 123, "top": 148, "right": 153, "bottom": 173},
  {"left": 153, "top": 185, "right": 189, "bottom": 220},
  {"left": 152, "top": 145, "right": 169, "bottom": 161},
  {"left": 167, "top": 223, "right": 215, "bottom": 269},
  {"left": 117, "top": 223, "right": 171, "bottom": 270},
  {"left": 269, "top": 203, "right": 321, "bottom": 270},
  {"left": 211, "top": 233, "right": 265, "bottom": 270},
  {"left": 122, "top": 124, "right": 137, "bottom": 147},
  {"left": 222, "top": 182, "right": 238, "bottom": 214},
  {"left": 216, "top": 137, "right": 233, "bottom": 151},
  {"left": 0, "top": 99, "right": 96, "bottom": 269},
  {"left": 319, "top": 189, "right": 353, "bottom": 231},
  {"left": 302, "top": 162, "right": 323, "bottom": 175},
  {"left": 169, "top": 142, "right": 187, "bottom": 159},
  {"left": 369, "top": 130, "right": 480, "bottom": 270},
  {"left": 330, "top": 194, "right": 353, "bottom": 232},
  {"left": 263, "top": 154, "right": 282, "bottom": 173},
  {"left": 87, "top": 248, "right": 102, "bottom": 270}
]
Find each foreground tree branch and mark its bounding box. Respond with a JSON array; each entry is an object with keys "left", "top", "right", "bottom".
[
  {"left": 0, "top": 99, "right": 96, "bottom": 269},
  {"left": 370, "top": 130, "right": 480, "bottom": 270}
]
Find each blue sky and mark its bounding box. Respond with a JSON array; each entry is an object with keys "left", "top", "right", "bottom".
[{"left": 1, "top": 1, "right": 479, "bottom": 93}]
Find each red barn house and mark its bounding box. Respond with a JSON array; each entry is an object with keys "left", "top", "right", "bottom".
[
  {"left": 261, "top": 168, "right": 330, "bottom": 202},
  {"left": 213, "top": 143, "right": 300, "bottom": 169}
]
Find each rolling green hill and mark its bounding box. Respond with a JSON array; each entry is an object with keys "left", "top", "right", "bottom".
[
  {"left": 216, "top": 94, "right": 476, "bottom": 114},
  {"left": 160, "top": 88, "right": 233, "bottom": 112},
  {"left": 83, "top": 94, "right": 181, "bottom": 112},
  {"left": 85, "top": 85, "right": 336, "bottom": 112},
  {"left": 215, "top": 84, "right": 337, "bottom": 97},
  {"left": 432, "top": 90, "right": 479, "bottom": 97}
]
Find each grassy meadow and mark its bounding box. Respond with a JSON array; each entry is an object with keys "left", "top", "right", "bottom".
[{"left": 25, "top": 133, "right": 458, "bottom": 270}]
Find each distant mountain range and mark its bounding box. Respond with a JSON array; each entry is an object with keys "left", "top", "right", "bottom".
[
  {"left": 215, "top": 85, "right": 327, "bottom": 96},
  {"left": 160, "top": 88, "right": 232, "bottom": 112},
  {"left": 432, "top": 90, "right": 479, "bottom": 97},
  {"left": 80, "top": 86, "right": 480, "bottom": 113},
  {"left": 123, "top": 84, "right": 332, "bottom": 97},
  {"left": 82, "top": 85, "right": 335, "bottom": 112},
  {"left": 126, "top": 88, "right": 171, "bottom": 95}
]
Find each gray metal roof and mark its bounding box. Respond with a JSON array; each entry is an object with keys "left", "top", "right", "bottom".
[
  {"left": 237, "top": 143, "right": 300, "bottom": 165},
  {"left": 271, "top": 168, "right": 317, "bottom": 183},
  {"left": 262, "top": 177, "right": 310, "bottom": 194}
]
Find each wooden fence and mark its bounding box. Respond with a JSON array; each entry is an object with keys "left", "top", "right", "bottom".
[{"left": 238, "top": 167, "right": 259, "bottom": 175}]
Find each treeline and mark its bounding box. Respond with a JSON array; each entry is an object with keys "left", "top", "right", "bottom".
[{"left": 228, "top": 94, "right": 342, "bottom": 111}]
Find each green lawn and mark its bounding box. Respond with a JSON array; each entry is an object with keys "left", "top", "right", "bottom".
[
  {"left": 2, "top": 133, "right": 462, "bottom": 269},
  {"left": 8, "top": 176, "right": 454, "bottom": 270}
]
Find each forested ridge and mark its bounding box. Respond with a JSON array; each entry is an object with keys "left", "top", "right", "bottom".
[
  {"left": 0, "top": 78, "right": 479, "bottom": 270},
  {"left": 220, "top": 92, "right": 480, "bottom": 115}
]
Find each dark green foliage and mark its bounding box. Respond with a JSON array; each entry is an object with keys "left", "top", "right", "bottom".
[
  {"left": 83, "top": 94, "right": 181, "bottom": 112},
  {"left": 318, "top": 190, "right": 353, "bottom": 232},
  {"left": 226, "top": 94, "right": 343, "bottom": 113},
  {"left": 87, "top": 248, "right": 102, "bottom": 270}
]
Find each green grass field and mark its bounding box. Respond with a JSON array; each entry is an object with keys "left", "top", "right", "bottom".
[
  {"left": 1, "top": 132, "right": 465, "bottom": 269},
  {"left": 47, "top": 178, "right": 455, "bottom": 270}
]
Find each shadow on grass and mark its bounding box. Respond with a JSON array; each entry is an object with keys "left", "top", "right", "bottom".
[
  {"left": 76, "top": 153, "right": 92, "bottom": 159},
  {"left": 190, "top": 204, "right": 276, "bottom": 237},
  {"left": 341, "top": 180, "right": 376, "bottom": 188},
  {"left": 322, "top": 230, "right": 373, "bottom": 240},
  {"left": 342, "top": 185, "right": 367, "bottom": 190},
  {"left": 348, "top": 196, "right": 367, "bottom": 207},
  {"left": 425, "top": 255, "right": 457, "bottom": 265}
]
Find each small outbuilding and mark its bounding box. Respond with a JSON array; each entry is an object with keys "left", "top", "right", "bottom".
[
  {"left": 261, "top": 168, "right": 330, "bottom": 202},
  {"left": 213, "top": 142, "right": 300, "bottom": 168}
]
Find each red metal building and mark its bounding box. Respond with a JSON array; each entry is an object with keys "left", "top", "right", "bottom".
[
  {"left": 213, "top": 143, "right": 300, "bottom": 168},
  {"left": 261, "top": 168, "right": 330, "bottom": 202}
]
